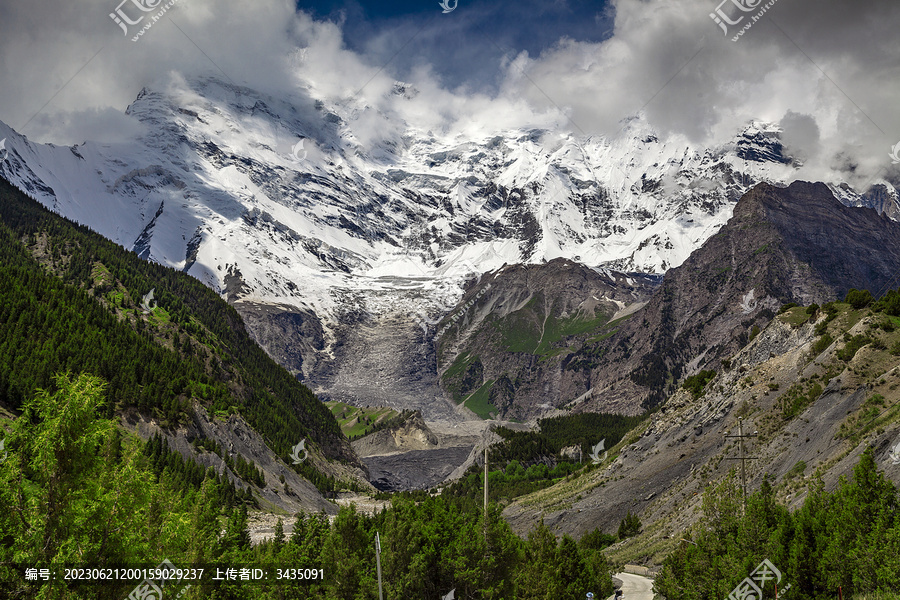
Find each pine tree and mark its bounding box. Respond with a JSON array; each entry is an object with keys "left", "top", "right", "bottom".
[{"left": 273, "top": 517, "right": 285, "bottom": 552}]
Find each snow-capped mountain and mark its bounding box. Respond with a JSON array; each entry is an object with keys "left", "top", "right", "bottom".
[{"left": 0, "top": 75, "right": 897, "bottom": 414}]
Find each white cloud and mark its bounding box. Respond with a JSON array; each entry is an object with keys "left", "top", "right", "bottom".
[{"left": 0, "top": 0, "right": 897, "bottom": 186}]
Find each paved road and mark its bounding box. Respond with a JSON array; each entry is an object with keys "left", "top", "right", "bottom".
[{"left": 607, "top": 572, "right": 655, "bottom": 600}]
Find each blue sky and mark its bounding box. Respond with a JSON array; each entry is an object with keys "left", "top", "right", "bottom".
[{"left": 297, "top": 0, "right": 615, "bottom": 91}]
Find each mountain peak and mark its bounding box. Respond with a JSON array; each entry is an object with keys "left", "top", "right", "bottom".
[{"left": 567, "top": 180, "right": 900, "bottom": 413}]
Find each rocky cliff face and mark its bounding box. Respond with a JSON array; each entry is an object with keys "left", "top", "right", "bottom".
[
  {"left": 428, "top": 260, "right": 660, "bottom": 420},
  {"left": 563, "top": 181, "right": 900, "bottom": 414},
  {"left": 351, "top": 411, "right": 440, "bottom": 458},
  {"left": 504, "top": 302, "right": 900, "bottom": 544},
  {"left": 234, "top": 301, "right": 326, "bottom": 381}
]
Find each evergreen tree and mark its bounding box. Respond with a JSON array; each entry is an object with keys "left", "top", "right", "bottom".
[
  {"left": 617, "top": 510, "right": 642, "bottom": 540},
  {"left": 273, "top": 517, "right": 285, "bottom": 553}
]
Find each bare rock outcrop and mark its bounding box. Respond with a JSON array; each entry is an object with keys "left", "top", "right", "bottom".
[{"left": 351, "top": 411, "right": 440, "bottom": 458}]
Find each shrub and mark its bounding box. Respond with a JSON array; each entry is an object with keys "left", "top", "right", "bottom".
[
  {"left": 781, "top": 382, "right": 823, "bottom": 420},
  {"left": 749, "top": 324, "right": 761, "bottom": 341},
  {"left": 779, "top": 303, "right": 799, "bottom": 314},
  {"left": 786, "top": 460, "right": 807, "bottom": 479},
  {"left": 844, "top": 288, "right": 874, "bottom": 309},
  {"left": 617, "top": 511, "right": 642, "bottom": 540},
  {"left": 873, "top": 289, "right": 900, "bottom": 316},
  {"left": 811, "top": 333, "right": 834, "bottom": 356},
  {"left": 837, "top": 334, "right": 873, "bottom": 362},
  {"left": 683, "top": 370, "right": 716, "bottom": 399},
  {"left": 579, "top": 528, "right": 618, "bottom": 551}
]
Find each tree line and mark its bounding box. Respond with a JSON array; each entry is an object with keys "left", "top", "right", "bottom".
[
  {"left": 0, "top": 371, "right": 614, "bottom": 600},
  {"left": 656, "top": 450, "right": 900, "bottom": 599},
  {"left": 0, "top": 178, "right": 352, "bottom": 490}
]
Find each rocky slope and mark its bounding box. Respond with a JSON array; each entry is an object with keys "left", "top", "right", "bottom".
[
  {"left": 503, "top": 301, "right": 900, "bottom": 557},
  {"left": 351, "top": 411, "right": 440, "bottom": 457},
  {"left": 428, "top": 260, "right": 660, "bottom": 420},
  {"left": 560, "top": 181, "right": 900, "bottom": 415},
  {"left": 123, "top": 406, "right": 353, "bottom": 515}
]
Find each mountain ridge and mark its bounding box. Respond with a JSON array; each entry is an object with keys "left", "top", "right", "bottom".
[
  {"left": 1, "top": 76, "right": 899, "bottom": 420},
  {"left": 560, "top": 181, "right": 900, "bottom": 414},
  {"left": 0, "top": 176, "right": 365, "bottom": 512}
]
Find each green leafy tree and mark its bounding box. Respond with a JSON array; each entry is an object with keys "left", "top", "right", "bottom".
[
  {"left": 515, "top": 521, "right": 559, "bottom": 599},
  {"left": 0, "top": 373, "right": 157, "bottom": 598},
  {"left": 844, "top": 288, "right": 874, "bottom": 309},
  {"left": 321, "top": 505, "right": 375, "bottom": 600},
  {"left": 187, "top": 477, "right": 222, "bottom": 564},
  {"left": 658, "top": 453, "right": 900, "bottom": 600}
]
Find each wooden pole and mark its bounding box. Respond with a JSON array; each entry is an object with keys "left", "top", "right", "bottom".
[
  {"left": 376, "top": 532, "right": 383, "bottom": 600},
  {"left": 484, "top": 447, "right": 489, "bottom": 523},
  {"left": 739, "top": 418, "right": 746, "bottom": 508}
]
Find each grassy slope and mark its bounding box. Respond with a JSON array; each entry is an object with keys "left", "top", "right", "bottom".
[
  {"left": 325, "top": 401, "right": 399, "bottom": 438},
  {"left": 492, "top": 296, "right": 615, "bottom": 357},
  {"left": 463, "top": 380, "right": 496, "bottom": 419},
  {"left": 439, "top": 295, "right": 629, "bottom": 419}
]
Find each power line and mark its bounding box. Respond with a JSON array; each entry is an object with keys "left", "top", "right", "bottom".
[{"left": 724, "top": 416, "right": 758, "bottom": 511}]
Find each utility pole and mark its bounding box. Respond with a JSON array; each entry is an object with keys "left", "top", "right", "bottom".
[
  {"left": 724, "top": 417, "right": 758, "bottom": 511},
  {"left": 483, "top": 446, "right": 489, "bottom": 525},
  {"left": 375, "top": 532, "right": 384, "bottom": 600}
]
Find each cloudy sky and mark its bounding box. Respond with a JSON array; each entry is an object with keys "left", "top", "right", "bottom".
[{"left": 0, "top": 0, "right": 898, "bottom": 187}]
